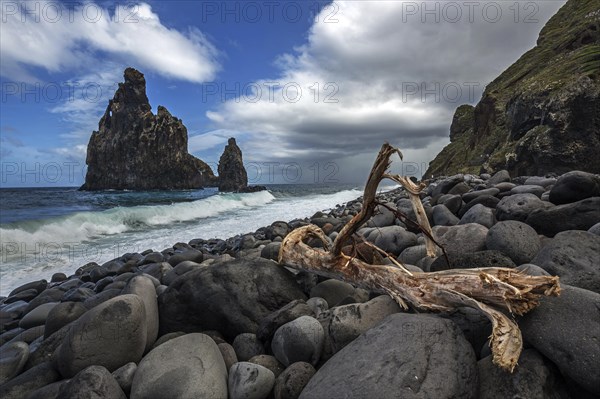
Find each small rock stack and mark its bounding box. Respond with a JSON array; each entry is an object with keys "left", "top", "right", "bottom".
[{"left": 1, "top": 169, "right": 599, "bottom": 398}]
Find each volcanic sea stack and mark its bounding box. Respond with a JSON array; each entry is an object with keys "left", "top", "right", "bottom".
[{"left": 81, "top": 68, "right": 217, "bottom": 190}]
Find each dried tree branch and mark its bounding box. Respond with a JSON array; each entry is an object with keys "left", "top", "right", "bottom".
[{"left": 279, "top": 143, "right": 560, "bottom": 372}]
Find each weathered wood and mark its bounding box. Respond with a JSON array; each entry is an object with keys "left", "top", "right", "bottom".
[{"left": 279, "top": 143, "right": 560, "bottom": 372}]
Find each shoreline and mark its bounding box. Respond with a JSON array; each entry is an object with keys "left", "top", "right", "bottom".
[{"left": 1, "top": 170, "right": 599, "bottom": 398}]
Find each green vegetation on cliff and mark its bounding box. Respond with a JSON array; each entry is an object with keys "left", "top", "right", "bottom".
[{"left": 426, "top": 0, "right": 600, "bottom": 177}]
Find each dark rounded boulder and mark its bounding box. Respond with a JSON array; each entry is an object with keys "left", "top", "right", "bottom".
[
  {"left": 299, "top": 313, "right": 478, "bottom": 399},
  {"left": 549, "top": 171, "right": 600, "bottom": 205},
  {"left": 57, "top": 294, "right": 147, "bottom": 377},
  {"left": 158, "top": 258, "right": 306, "bottom": 340},
  {"left": 57, "top": 365, "right": 126, "bottom": 399}
]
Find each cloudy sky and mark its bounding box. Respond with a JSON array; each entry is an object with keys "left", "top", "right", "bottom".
[{"left": 0, "top": 0, "right": 566, "bottom": 186}]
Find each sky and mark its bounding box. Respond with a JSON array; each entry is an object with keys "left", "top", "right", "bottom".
[{"left": 0, "top": 0, "right": 567, "bottom": 187}]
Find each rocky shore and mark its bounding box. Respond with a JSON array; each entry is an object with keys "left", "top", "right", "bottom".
[{"left": 1, "top": 170, "right": 599, "bottom": 398}]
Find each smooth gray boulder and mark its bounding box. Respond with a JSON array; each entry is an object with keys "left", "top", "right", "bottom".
[
  {"left": 0, "top": 341, "right": 29, "bottom": 384},
  {"left": 219, "top": 343, "right": 238, "bottom": 371},
  {"left": 44, "top": 301, "right": 87, "bottom": 338},
  {"left": 57, "top": 294, "right": 147, "bottom": 377},
  {"left": 549, "top": 171, "right": 600, "bottom": 204},
  {"left": 526, "top": 197, "right": 600, "bottom": 237},
  {"left": 123, "top": 275, "right": 159, "bottom": 351},
  {"left": 131, "top": 333, "right": 227, "bottom": 399},
  {"left": 257, "top": 300, "right": 314, "bottom": 343},
  {"left": 478, "top": 349, "right": 567, "bottom": 399},
  {"left": 228, "top": 362, "right": 275, "bottom": 399},
  {"left": 18, "top": 303, "right": 58, "bottom": 329},
  {"left": 432, "top": 204, "right": 460, "bottom": 226},
  {"left": 112, "top": 362, "right": 137, "bottom": 396},
  {"left": 327, "top": 295, "right": 401, "bottom": 353},
  {"left": 57, "top": 365, "right": 126, "bottom": 399},
  {"left": 496, "top": 194, "right": 550, "bottom": 222},
  {"left": 310, "top": 279, "right": 366, "bottom": 308},
  {"left": 433, "top": 223, "right": 488, "bottom": 255},
  {"left": 519, "top": 285, "right": 600, "bottom": 395},
  {"left": 531, "top": 230, "right": 600, "bottom": 293},
  {"left": 0, "top": 362, "right": 60, "bottom": 399},
  {"left": 486, "top": 221, "right": 541, "bottom": 265},
  {"left": 272, "top": 316, "right": 324, "bottom": 367},
  {"left": 300, "top": 313, "right": 478, "bottom": 399},
  {"left": 233, "top": 333, "right": 265, "bottom": 361},
  {"left": 362, "top": 225, "right": 418, "bottom": 256},
  {"left": 459, "top": 204, "right": 496, "bottom": 228}
]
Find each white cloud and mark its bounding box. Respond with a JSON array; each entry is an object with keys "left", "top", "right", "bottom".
[
  {"left": 0, "top": 1, "right": 219, "bottom": 83},
  {"left": 188, "top": 129, "right": 232, "bottom": 153},
  {"left": 206, "top": 0, "right": 567, "bottom": 177}
]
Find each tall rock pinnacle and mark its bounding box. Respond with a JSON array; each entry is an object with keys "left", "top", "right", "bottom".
[
  {"left": 218, "top": 138, "right": 248, "bottom": 192},
  {"left": 81, "top": 68, "right": 217, "bottom": 190}
]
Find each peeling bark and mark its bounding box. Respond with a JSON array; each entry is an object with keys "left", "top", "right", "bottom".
[{"left": 279, "top": 143, "right": 560, "bottom": 372}]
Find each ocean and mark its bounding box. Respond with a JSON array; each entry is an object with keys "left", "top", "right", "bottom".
[{"left": 0, "top": 184, "right": 377, "bottom": 296}]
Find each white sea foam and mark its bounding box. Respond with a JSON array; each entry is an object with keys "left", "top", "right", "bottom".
[{"left": 0, "top": 188, "right": 362, "bottom": 295}]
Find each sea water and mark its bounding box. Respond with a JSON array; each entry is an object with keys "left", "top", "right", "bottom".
[{"left": 0, "top": 184, "right": 377, "bottom": 295}]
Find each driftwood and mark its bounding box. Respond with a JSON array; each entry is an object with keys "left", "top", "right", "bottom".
[{"left": 279, "top": 143, "right": 560, "bottom": 372}]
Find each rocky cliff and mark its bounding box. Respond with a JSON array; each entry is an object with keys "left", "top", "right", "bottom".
[
  {"left": 425, "top": 0, "right": 600, "bottom": 177},
  {"left": 81, "top": 68, "right": 217, "bottom": 190}
]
